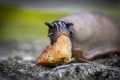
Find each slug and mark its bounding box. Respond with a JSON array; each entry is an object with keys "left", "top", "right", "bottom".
[{"left": 45, "top": 11, "right": 120, "bottom": 62}]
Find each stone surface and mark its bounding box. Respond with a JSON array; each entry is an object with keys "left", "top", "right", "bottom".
[
  {"left": 0, "top": 56, "right": 120, "bottom": 80},
  {"left": 0, "top": 41, "right": 120, "bottom": 80}
]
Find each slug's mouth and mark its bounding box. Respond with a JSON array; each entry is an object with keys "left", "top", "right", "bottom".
[
  {"left": 50, "top": 32, "right": 70, "bottom": 45},
  {"left": 50, "top": 39, "right": 56, "bottom": 45}
]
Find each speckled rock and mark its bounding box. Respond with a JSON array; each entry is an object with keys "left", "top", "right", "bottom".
[
  {"left": 0, "top": 57, "right": 120, "bottom": 80},
  {"left": 0, "top": 41, "right": 120, "bottom": 80}
]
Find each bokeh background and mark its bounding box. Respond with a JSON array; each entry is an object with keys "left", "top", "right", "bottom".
[
  {"left": 0, "top": 0, "right": 120, "bottom": 41},
  {"left": 0, "top": 0, "right": 120, "bottom": 60}
]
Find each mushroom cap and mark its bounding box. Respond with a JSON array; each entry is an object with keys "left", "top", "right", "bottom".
[{"left": 36, "top": 33, "right": 72, "bottom": 66}]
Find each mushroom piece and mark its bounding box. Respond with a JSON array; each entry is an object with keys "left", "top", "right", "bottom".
[{"left": 36, "top": 33, "right": 72, "bottom": 66}]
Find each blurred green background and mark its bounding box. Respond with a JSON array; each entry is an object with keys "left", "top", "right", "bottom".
[
  {"left": 0, "top": 0, "right": 120, "bottom": 41},
  {"left": 0, "top": 5, "right": 67, "bottom": 41}
]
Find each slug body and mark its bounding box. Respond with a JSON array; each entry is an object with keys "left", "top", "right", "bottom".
[{"left": 46, "top": 12, "right": 120, "bottom": 61}]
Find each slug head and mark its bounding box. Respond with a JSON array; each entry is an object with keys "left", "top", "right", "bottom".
[{"left": 45, "top": 21, "right": 73, "bottom": 44}]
